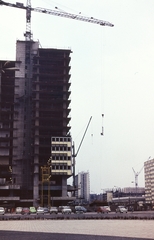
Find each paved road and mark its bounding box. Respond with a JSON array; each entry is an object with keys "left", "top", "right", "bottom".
[
  {"left": 0, "top": 231, "right": 150, "bottom": 240},
  {"left": 0, "top": 219, "right": 153, "bottom": 240}
]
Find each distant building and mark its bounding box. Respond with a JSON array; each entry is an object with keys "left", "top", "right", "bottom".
[
  {"left": 122, "top": 187, "right": 145, "bottom": 194},
  {"left": 75, "top": 171, "right": 90, "bottom": 203},
  {"left": 93, "top": 187, "right": 145, "bottom": 204},
  {"left": 144, "top": 158, "right": 154, "bottom": 206}
]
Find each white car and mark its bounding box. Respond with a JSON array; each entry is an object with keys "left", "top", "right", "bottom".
[
  {"left": 116, "top": 206, "right": 127, "bottom": 213},
  {"left": 103, "top": 206, "right": 111, "bottom": 212},
  {"left": 50, "top": 207, "right": 58, "bottom": 214},
  {"left": 0, "top": 207, "right": 5, "bottom": 215},
  {"left": 37, "top": 207, "right": 44, "bottom": 215},
  {"left": 61, "top": 206, "right": 72, "bottom": 214},
  {"left": 15, "top": 207, "right": 23, "bottom": 214}
]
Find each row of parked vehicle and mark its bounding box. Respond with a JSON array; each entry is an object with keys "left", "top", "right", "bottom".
[
  {"left": 14, "top": 206, "right": 87, "bottom": 215},
  {"left": 15, "top": 206, "right": 58, "bottom": 215},
  {"left": 0, "top": 205, "right": 128, "bottom": 215},
  {"left": 97, "top": 205, "right": 128, "bottom": 213}
]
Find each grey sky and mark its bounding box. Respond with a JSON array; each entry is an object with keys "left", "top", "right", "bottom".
[{"left": 0, "top": 0, "right": 154, "bottom": 193}]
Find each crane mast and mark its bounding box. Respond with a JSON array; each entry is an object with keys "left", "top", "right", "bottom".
[{"left": 25, "top": 0, "right": 32, "bottom": 41}]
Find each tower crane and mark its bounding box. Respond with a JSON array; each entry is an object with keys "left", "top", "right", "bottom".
[
  {"left": 132, "top": 157, "right": 151, "bottom": 192},
  {"left": 0, "top": 0, "right": 114, "bottom": 41},
  {"left": 0, "top": 1, "right": 113, "bottom": 205},
  {"left": 132, "top": 167, "right": 144, "bottom": 190}
]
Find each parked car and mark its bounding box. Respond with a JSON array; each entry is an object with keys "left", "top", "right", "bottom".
[
  {"left": 116, "top": 206, "right": 128, "bottom": 213},
  {"left": 0, "top": 207, "right": 5, "bottom": 215},
  {"left": 29, "top": 207, "right": 36, "bottom": 214},
  {"left": 21, "top": 207, "right": 30, "bottom": 215},
  {"left": 61, "top": 206, "right": 72, "bottom": 214},
  {"left": 15, "top": 207, "right": 23, "bottom": 214},
  {"left": 37, "top": 207, "right": 44, "bottom": 215},
  {"left": 103, "top": 206, "right": 111, "bottom": 212},
  {"left": 43, "top": 207, "right": 49, "bottom": 214},
  {"left": 58, "top": 206, "right": 64, "bottom": 213},
  {"left": 74, "top": 206, "right": 87, "bottom": 214},
  {"left": 128, "top": 206, "right": 134, "bottom": 212},
  {"left": 50, "top": 207, "right": 58, "bottom": 214},
  {"left": 97, "top": 206, "right": 110, "bottom": 214}
]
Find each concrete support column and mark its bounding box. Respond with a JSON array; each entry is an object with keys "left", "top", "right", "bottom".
[{"left": 62, "top": 176, "right": 67, "bottom": 197}]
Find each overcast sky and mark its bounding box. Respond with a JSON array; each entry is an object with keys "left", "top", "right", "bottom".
[{"left": 1, "top": 0, "right": 154, "bottom": 194}]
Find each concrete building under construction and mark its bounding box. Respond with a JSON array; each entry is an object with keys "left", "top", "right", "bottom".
[{"left": 0, "top": 40, "right": 75, "bottom": 208}]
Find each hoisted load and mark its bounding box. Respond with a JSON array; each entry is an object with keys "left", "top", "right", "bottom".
[{"left": 101, "top": 114, "right": 104, "bottom": 136}]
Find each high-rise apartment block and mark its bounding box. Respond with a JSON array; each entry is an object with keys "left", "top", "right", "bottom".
[
  {"left": 0, "top": 40, "right": 75, "bottom": 208},
  {"left": 75, "top": 171, "right": 90, "bottom": 203},
  {"left": 144, "top": 158, "right": 154, "bottom": 206}
]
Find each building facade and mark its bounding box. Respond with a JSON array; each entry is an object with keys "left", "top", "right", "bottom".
[
  {"left": 75, "top": 171, "right": 90, "bottom": 203},
  {"left": 0, "top": 40, "right": 75, "bottom": 208},
  {"left": 144, "top": 158, "right": 154, "bottom": 206}
]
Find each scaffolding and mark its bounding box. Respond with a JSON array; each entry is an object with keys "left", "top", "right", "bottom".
[{"left": 41, "top": 165, "right": 51, "bottom": 207}]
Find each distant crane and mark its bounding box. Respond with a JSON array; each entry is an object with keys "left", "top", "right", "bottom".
[
  {"left": 132, "top": 167, "right": 144, "bottom": 190},
  {"left": 72, "top": 116, "right": 92, "bottom": 190},
  {"left": 132, "top": 157, "right": 151, "bottom": 193}
]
